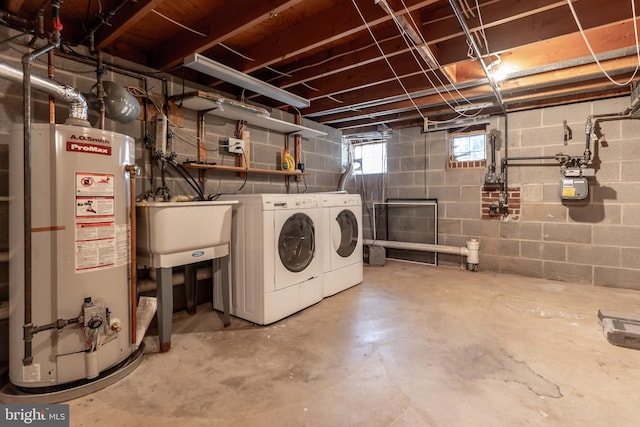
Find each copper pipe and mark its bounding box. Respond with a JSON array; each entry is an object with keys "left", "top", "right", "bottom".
[
  {"left": 125, "top": 165, "right": 138, "bottom": 345},
  {"left": 47, "top": 49, "right": 55, "bottom": 124}
]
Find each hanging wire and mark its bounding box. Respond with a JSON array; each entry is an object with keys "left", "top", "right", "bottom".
[
  {"left": 356, "top": 0, "right": 481, "bottom": 123},
  {"left": 265, "top": 33, "right": 401, "bottom": 86},
  {"left": 128, "top": 86, "right": 226, "bottom": 151},
  {"left": 327, "top": 94, "right": 344, "bottom": 103},
  {"left": 265, "top": 66, "right": 292, "bottom": 77},
  {"left": 351, "top": 0, "right": 426, "bottom": 121},
  {"left": 398, "top": 0, "right": 483, "bottom": 115},
  {"left": 219, "top": 43, "right": 255, "bottom": 61},
  {"left": 301, "top": 81, "right": 320, "bottom": 91},
  {"left": 151, "top": 9, "right": 207, "bottom": 37},
  {"left": 474, "top": 0, "right": 490, "bottom": 55},
  {"left": 0, "top": 31, "right": 34, "bottom": 47},
  {"left": 566, "top": 0, "right": 640, "bottom": 87}
]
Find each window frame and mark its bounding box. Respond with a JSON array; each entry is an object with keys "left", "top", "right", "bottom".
[
  {"left": 447, "top": 129, "right": 487, "bottom": 169},
  {"left": 351, "top": 140, "right": 388, "bottom": 176}
]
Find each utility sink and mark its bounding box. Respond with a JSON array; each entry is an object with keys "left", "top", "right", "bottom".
[{"left": 136, "top": 200, "right": 238, "bottom": 268}]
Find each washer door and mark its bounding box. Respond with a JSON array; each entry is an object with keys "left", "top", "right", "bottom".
[
  {"left": 278, "top": 213, "right": 315, "bottom": 273},
  {"left": 332, "top": 209, "right": 358, "bottom": 258}
]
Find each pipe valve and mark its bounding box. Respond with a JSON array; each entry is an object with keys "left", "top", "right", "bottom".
[{"left": 125, "top": 164, "right": 141, "bottom": 176}]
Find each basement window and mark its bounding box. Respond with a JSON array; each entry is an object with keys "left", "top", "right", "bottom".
[
  {"left": 353, "top": 142, "right": 387, "bottom": 175},
  {"left": 447, "top": 127, "right": 487, "bottom": 169},
  {"left": 345, "top": 131, "right": 390, "bottom": 175}
]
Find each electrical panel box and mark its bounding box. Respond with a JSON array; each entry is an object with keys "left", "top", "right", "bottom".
[{"left": 224, "top": 137, "right": 244, "bottom": 155}]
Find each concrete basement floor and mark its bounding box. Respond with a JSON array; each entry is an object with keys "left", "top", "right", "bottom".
[{"left": 68, "top": 260, "right": 640, "bottom": 426}]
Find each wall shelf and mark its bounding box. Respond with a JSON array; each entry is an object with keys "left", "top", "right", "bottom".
[
  {"left": 183, "top": 162, "right": 304, "bottom": 177},
  {"left": 169, "top": 91, "right": 327, "bottom": 138}
]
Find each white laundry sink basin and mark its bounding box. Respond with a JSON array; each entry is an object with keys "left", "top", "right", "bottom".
[{"left": 136, "top": 200, "right": 238, "bottom": 268}]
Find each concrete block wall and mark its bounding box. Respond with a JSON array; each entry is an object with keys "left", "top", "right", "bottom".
[
  {"left": 349, "top": 96, "right": 640, "bottom": 290},
  {"left": 0, "top": 30, "right": 342, "bottom": 364}
]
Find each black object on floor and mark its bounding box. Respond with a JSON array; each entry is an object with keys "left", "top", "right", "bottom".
[{"left": 598, "top": 309, "right": 640, "bottom": 350}]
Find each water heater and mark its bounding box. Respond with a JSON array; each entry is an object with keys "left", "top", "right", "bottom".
[{"left": 9, "top": 123, "right": 135, "bottom": 389}]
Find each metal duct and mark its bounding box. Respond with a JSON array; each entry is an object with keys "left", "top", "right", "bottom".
[
  {"left": 337, "top": 162, "right": 354, "bottom": 191},
  {"left": 0, "top": 60, "right": 90, "bottom": 127}
]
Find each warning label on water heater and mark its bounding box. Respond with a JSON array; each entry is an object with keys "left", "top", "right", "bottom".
[
  {"left": 76, "top": 172, "right": 115, "bottom": 197},
  {"left": 75, "top": 224, "right": 116, "bottom": 271},
  {"left": 75, "top": 172, "right": 117, "bottom": 272}
]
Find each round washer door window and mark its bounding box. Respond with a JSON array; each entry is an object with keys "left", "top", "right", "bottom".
[
  {"left": 278, "top": 213, "right": 316, "bottom": 272},
  {"left": 333, "top": 209, "right": 358, "bottom": 258}
]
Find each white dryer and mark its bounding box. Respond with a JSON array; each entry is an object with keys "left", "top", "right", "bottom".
[
  {"left": 320, "top": 192, "right": 363, "bottom": 297},
  {"left": 216, "top": 193, "right": 324, "bottom": 324}
]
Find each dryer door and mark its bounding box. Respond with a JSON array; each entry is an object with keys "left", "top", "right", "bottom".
[
  {"left": 278, "top": 212, "right": 315, "bottom": 273},
  {"left": 332, "top": 209, "right": 358, "bottom": 257}
]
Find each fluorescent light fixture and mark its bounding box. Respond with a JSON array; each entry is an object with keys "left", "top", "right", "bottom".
[{"left": 183, "top": 53, "right": 310, "bottom": 108}]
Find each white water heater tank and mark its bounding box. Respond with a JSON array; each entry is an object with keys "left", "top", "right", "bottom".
[{"left": 9, "top": 123, "right": 135, "bottom": 388}]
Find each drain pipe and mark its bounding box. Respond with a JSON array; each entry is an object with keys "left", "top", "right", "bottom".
[
  {"left": 140, "top": 267, "right": 214, "bottom": 293},
  {"left": 364, "top": 238, "right": 480, "bottom": 271}
]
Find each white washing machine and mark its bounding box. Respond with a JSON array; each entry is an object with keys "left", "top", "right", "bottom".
[
  {"left": 320, "top": 192, "right": 363, "bottom": 297},
  {"left": 216, "top": 193, "right": 324, "bottom": 324}
]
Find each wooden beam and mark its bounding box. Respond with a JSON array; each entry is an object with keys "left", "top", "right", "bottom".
[
  {"left": 95, "top": 0, "right": 166, "bottom": 51},
  {"left": 226, "top": 0, "right": 440, "bottom": 74},
  {"left": 429, "top": 0, "right": 637, "bottom": 66},
  {"left": 152, "top": 0, "right": 305, "bottom": 71},
  {"left": 249, "top": 0, "right": 636, "bottom": 111},
  {"left": 302, "top": 19, "right": 639, "bottom": 115},
  {"left": 5, "top": 0, "right": 25, "bottom": 14},
  {"left": 266, "top": 23, "right": 410, "bottom": 89}
]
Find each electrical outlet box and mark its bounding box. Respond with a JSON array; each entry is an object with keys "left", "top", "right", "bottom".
[
  {"left": 225, "top": 137, "right": 244, "bottom": 154},
  {"left": 155, "top": 114, "right": 168, "bottom": 155}
]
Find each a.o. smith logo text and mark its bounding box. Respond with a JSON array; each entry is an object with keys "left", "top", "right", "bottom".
[{"left": 69, "top": 134, "right": 111, "bottom": 144}]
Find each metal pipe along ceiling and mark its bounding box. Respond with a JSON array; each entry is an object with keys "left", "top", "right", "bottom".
[{"left": 449, "top": 0, "right": 506, "bottom": 112}]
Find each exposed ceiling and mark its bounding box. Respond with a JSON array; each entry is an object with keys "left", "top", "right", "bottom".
[{"left": 2, "top": 0, "right": 640, "bottom": 136}]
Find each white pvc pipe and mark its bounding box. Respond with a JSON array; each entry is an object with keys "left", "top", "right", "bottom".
[
  {"left": 364, "top": 238, "right": 480, "bottom": 266},
  {"left": 138, "top": 267, "right": 213, "bottom": 293}
]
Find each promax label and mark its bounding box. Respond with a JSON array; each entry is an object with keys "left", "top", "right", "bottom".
[{"left": 66, "top": 141, "right": 111, "bottom": 156}]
